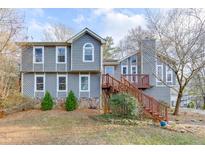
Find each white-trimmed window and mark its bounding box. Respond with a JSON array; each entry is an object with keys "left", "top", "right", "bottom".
[
  {"left": 83, "top": 43, "right": 94, "bottom": 62},
  {"left": 56, "top": 46, "right": 67, "bottom": 63},
  {"left": 35, "top": 75, "right": 45, "bottom": 92},
  {"left": 57, "top": 75, "right": 67, "bottom": 92},
  {"left": 166, "top": 66, "right": 173, "bottom": 83},
  {"left": 131, "top": 56, "right": 137, "bottom": 64},
  {"left": 131, "top": 65, "right": 137, "bottom": 74},
  {"left": 79, "top": 75, "right": 90, "bottom": 92},
  {"left": 33, "top": 46, "right": 44, "bottom": 63},
  {"left": 121, "top": 65, "right": 128, "bottom": 75},
  {"left": 156, "top": 63, "right": 163, "bottom": 84},
  {"left": 105, "top": 66, "right": 115, "bottom": 76},
  {"left": 131, "top": 65, "right": 137, "bottom": 82}
]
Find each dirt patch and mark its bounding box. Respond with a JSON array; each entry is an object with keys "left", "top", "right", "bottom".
[
  {"left": 168, "top": 109, "right": 205, "bottom": 135},
  {"left": 0, "top": 109, "right": 205, "bottom": 144},
  {"left": 169, "top": 109, "right": 205, "bottom": 125}
]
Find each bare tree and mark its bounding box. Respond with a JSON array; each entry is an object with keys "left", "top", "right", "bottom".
[
  {"left": 126, "top": 26, "right": 154, "bottom": 51},
  {"left": 0, "top": 55, "right": 19, "bottom": 100},
  {"left": 146, "top": 8, "right": 205, "bottom": 115},
  {"left": 117, "top": 26, "right": 154, "bottom": 58},
  {"left": 0, "top": 9, "right": 24, "bottom": 53},
  {"left": 189, "top": 69, "right": 205, "bottom": 109},
  {"left": 0, "top": 9, "right": 25, "bottom": 101},
  {"left": 43, "top": 23, "right": 74, "bottom": 41}
]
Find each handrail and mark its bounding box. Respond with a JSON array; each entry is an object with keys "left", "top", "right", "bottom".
[
  {"left": 102, "top": 74, "right": 168, "bottom": 121},
  {"left": 122, "top": 74, "right": 150, "bottom": 88},
  {"left": 121, "top": 76, "right": 168, "bottom": 121}
]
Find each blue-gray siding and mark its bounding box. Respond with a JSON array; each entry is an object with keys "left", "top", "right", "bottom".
[
  {"left": 21, "top": 47, "right": 33, "bottom": 72},
  {"left": 22, "top": 72, "right": 101, "bottom": 99},
  {"left": 67, "top": 73, "right": 79, "bottom": 98},
  {"left": 90, "top": 73, "right": 101, "bottom": 98},
  {"left": 22, "top": 46, "right": 72, "bottom": 72},
  {"left": 72, "top": 33, "right": 101, "bottom": 71},
  {"left": 102, "top": 39, "right": 177, "bottom": 104},
  {"left": 22, "top": 73, "right": 34, "bottom": 98},
  {"left": 45, "top": 73, "right": 57, "bottom": 98},
  {"left": 44, "top": 47, "right": 56, "bottom": 72},
  {"left": 144, "top": 87, "right": 171, "bottom": 104},
  {"left": 142, "top": 39, "right": 156, "bottom": 86}
]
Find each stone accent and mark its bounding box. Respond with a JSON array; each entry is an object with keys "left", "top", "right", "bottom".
[
  {"left": 78, "top": 97, "right": 100, "bottom": 109},
  {"left": 54, "top": 98, "right": 66, "bottom": 109}
]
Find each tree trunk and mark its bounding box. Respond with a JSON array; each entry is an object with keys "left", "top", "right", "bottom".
[
  {"left": 173, "top": 90, "right": 183, "bottom": 115},
  {"left": 203, "top": 95, "right": 205, "bottom": 109}
]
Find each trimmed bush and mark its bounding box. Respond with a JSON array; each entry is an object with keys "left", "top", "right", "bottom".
[
  {"left": 41, "top": 91, "right": 54, "bottom": 111},
  {"left": 187, "top": 101, "right": 195, "bottom": 108},
  {"left": 65, "top": 91, "right": 78, "bottom": 111},
  {"left": 109, "top": 93, "right": 138, "bottom": 118}
]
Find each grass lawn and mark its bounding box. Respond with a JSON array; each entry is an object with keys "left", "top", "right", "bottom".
[{"left": 0, "top": 109, "right": 205, "bottom": 144}]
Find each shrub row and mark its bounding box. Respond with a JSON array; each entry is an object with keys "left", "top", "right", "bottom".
[{"left": 41, "top": 91, "right": 78, "bottom": 111}]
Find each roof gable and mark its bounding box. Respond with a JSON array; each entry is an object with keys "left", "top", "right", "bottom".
[
  {"left": 67, "top": 27, "right": 105, "bottom": 44},
  {"left": 119, "top": 51, "right": 140, "bottom": 62}
]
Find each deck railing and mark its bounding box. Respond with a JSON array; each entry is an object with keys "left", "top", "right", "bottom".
[
  {"left": 122, "top": 74, "right": 150, "bottom": 89},
  {"left": 102, "top": 74, "right": 169, "bottom": 121}
]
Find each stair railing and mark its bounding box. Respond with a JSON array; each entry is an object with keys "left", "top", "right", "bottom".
[
  {"left": 121, "top": 75, "right": 169, "bottom": 121},
  {"left": 102, "top": 74, "right": 169, "bottom": 121}
]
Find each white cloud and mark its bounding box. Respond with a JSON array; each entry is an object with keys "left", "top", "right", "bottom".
[
  {"left": 93, "top": 8, "right": 113, "bottom": 16},
  {"left": 73, "top": 14, "right": 85, "bottom": 24},
  {"left": 26, "top": 9, "right": 147, "bottom": 44},
  {"left": 92, "top": 9, "right": 147, "bottom": 45},
  {"left": 28, "top": 19, "right": 52, "bottom": 41},
  {"left": 47, "top": 16, "right": 58, "bottom": 21}
]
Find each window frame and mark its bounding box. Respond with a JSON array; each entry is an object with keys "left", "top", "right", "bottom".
[
  {"left": 131, "top": 56, "right": 137, "bottom": 64},
  {"left": 33, "top": 46, "right": 44, "bottom": 64},
  {"left": 131, "top": 65, "right": 137, "bottom": 74},
  {"left": 57, "top": 74, "right": 67, "bottom": 92},
  {"left": 166, "top": 66, "right": 173, "bottom": 83},
  {"left": 35, "top": 74, "right": 45, "bottom": 92},
  {"left": 79, "top": 74, "right": 90, "bottom": 92},
  {"left": 83, "top": 43, "right": 94, "bottom": 62},
  {"left": 56, "top": 46, "right": 67, "bottom": 64},
  {"left": 131, "top": 65, "right": 137, "bottom": 82},
  {"left": 156, "top": 62, "right": 164, "bottom": 85},
  {"left": 121, "top": 65, "right": 128, "bottom": 75},
  {"left": 104, "top": 66, "right": 115, "bottom": 76}
]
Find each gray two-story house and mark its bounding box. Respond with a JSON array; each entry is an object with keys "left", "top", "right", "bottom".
[
  {"left": 103, "top": 39, "right": 177, "bottom": 105},
  {"left": 20, "top": 27, "right": 176, "bottom": 108},
  {"left": 20, "top": 28, "right": 105, "bottom": 107}
]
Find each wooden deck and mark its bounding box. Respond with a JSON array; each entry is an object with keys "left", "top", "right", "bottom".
[
  {"left": 102, "top": 74, "right": 169, "bottom": 122},
  {"left": 122, "top": 74, "right": 150, "bottom": 89}
]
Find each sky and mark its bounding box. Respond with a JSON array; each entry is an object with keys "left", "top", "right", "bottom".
[{"left": 22, "top": 8, "right": 148, "bottom": 45}]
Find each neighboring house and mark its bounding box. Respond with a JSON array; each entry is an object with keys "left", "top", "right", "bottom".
[
  {"left": 19, "top": 28, "right": 105, "bottom": 107},
  {"left": 103, "top": 39, "right": 177, "bottom": 105}
]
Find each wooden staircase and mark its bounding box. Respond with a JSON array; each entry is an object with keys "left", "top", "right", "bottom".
[{"left": 102, "top": 74, "right": 169, "bottom": 122}]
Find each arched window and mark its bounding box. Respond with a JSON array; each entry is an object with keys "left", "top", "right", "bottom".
[{"left": 83, "top": 43, "right": 94, "bottom": 62}]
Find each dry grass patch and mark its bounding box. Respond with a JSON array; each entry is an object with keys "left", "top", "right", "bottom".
[{"left": 0, "top": 109, "right": 205, "bottom": 144}]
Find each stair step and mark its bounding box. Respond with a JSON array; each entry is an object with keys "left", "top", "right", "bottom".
[{"left": 102, "top": 74, "right": 168, "bottom": 122}]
